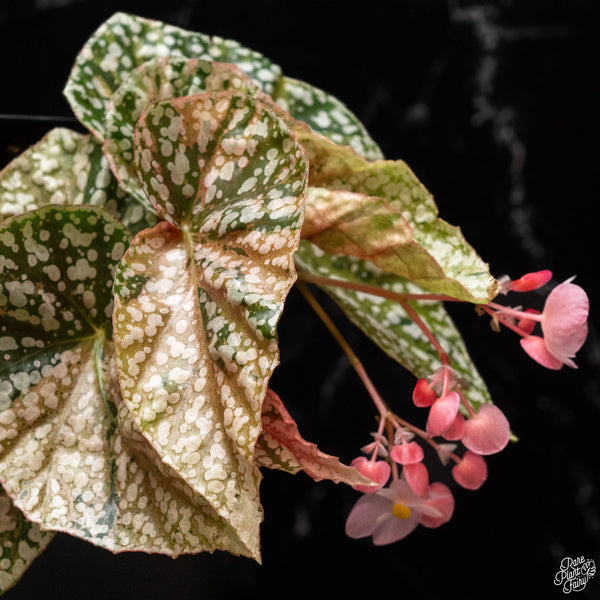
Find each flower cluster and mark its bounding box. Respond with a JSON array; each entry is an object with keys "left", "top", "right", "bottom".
[
  {"left": 344, "top": 271, "right": 589, "bottom": 545},
  {"left": 490, "top": 271, "right": 589, "bottom": 370}
]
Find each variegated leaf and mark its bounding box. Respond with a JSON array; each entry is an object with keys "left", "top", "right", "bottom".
[
  {"left": 0, "top": 128, "right": 157, "bottom": 234},
  {"left": 274, "top": 76, "right": 383, "bottom": 161},
  {"left": 0, "top": 206, "right": 254, "bottom": 558},
  {"left": 295, "top": 241, "right": 493, "bottom": 411},
  {"left": 63, "top": 12, "right": 278, "bottom": 140},
  {"left": 104, "top": 57, "right": 260, "bottom": 205},
  {"left": 113, "top": 92, "right": 307, "bottom": 560},
  {"left": 133, "top": 91, "right": 307, "bottom": 228},
  {"left": 255, "top": 390, "right": 373, "bottom": 487},
  {"left": 64, "top": 12, "right": 382, "bottom": 161},
  {"left": 0, "top": 487, "right": 54, "bottom": 595},
  {"left": 297, "top": 130, "right": 497, "bottom": 303}
]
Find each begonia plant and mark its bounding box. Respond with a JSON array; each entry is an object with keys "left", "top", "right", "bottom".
[{"left": 0, "top": 12, "right": 589, "bottom": 595}]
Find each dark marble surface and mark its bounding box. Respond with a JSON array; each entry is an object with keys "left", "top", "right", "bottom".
[{"left": 1, "top": 1, "right": 598, "bottom": 599}]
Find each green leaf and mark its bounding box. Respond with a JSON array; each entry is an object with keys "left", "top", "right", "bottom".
[
  {"left": 64, "top": 13, "right": 382, "bottom": 161},
  {"left": 273, "top": 76, "right": 383, "bottom": 161},
  {"left": 255, "top": 389, "right": 373, "bottom": 486},
  {"left": 0, "top": 206, "right": 254, "bottom": 558},
  {"left": 63, "top": 12, "right": 279, "bottom": 140},
  {"left": 104, "top": 57, "right": 261, "bottom": 206},
  {"left": 297, "top": 131, "right": 498, "bottom": 303},
  {"left": 0, "top": 128, "right": 157, "bottom": 234},
  {"left": 295, "top": 241, "right": 493, "bottom": 411},
  {"left": 113, "top": 91, "right": 307, "bottom": 560},
  {"left": 0, "top": 487, "right": 54, "bottom": 595},
  {"left": 133, "top": 91, "right": 307, "bottom": 228}
]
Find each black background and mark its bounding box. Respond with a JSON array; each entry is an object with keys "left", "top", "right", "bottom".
[{"left": 0, "top": 1, "right": 598, "bottom": 599}]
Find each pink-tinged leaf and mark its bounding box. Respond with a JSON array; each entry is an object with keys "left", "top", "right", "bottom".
[
  {"left": 113, "top": 92, "right": 307, "bottom": 560},
  {"left": 255, "top": 390, "right": 374, "bottom": 487},
  {"left": 104, "top": 57, "right": 261, "bottom": 207},
  {"left": 296, "top": 130, "right": 497, "bottom": 303},
  {"left": 0, "top": 206, "right": 253, "bottom": 558}
]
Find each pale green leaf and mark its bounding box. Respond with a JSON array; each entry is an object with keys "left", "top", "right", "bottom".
[
  {"left": 295, "top": 241, "right": 493, "bottom": 411},
  {"left": 113, "top": 92, "right": 307, "bottom": 560},
  {"left": 0, "top": 206, "right": 255, "bottom": 558},
  {"left": 0, "top": 487, "right": 54, "bottom": 595},
  {"left": 296, "top": 130, "right": 498, "bottom": 303},
  {"left": 0, "top": 128, "right": 157, "bottom": 234},
  {"left": 255, "top": 389, "right": 373, "bottom": 486}
]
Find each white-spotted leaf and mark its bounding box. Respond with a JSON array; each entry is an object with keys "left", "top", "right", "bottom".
[
  {"left": 274, "top": 76, "right": 383, "bottom": 161},
  {"left": 255, "top": 390, "right": 374, "bottom": 486},
  {"left": 298, "top": 130, "right": 498, "bottom": 303},
  {"left": 0, "top": 128, "right": 157, "bottom": 234},
  {"left": 133, "top": 91, "right": 307, "bottom": 228},
  {"left": 0, "top": 487, "right": 54, "bottom": 595},
  {"left": 63, "top": 12, "right": 276, "bottom": 140},
  {"left": 113, "top": 91, "right": 307, "bottom": 560},
  {"left": 64, "top": 13, "right": 382, "bottom": 160},
  {"left": 104, "top": 57, "right": 261, "bottom": 206},
  {"left": 295, "top": 241, "right": 493, "bottom": 410},
  {"left": 0, "top": 206, "right": 254, "bottom": 558}
]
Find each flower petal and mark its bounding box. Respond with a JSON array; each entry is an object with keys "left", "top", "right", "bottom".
[
  {"left": 419, "top": 482, "right": 454, "bottom": 528},
  {"left": 426, "top": 392, "right": 460, "bottom": 436},
  {"left": 461, "top": 404, "right": 510, "bottom": 455},
  {"left": 390, "top": 441, "right": 424, "bottom": 465},
  {"left": 542, "top": 280, "right": 589, "bottom": 364},
  {"left": 371, "top": 512, "right": 419, "bottom": 545},
  {"left": 520, "top": 335, "right": 565, "bottom": 370},
  {"left": 350, "top": 457, "right": 391, "bottom": 493},
  {"left": 404, "top": 462, "right": 430, "bottom": 497},
  {"left": 452, "top": 451, "right": 488, "bottom": 490},
  {"left": 509, "top": 270, "right": 552, "bottom": 292},
  {"left": 413, "top": 378, "right": 437, "bottom": 407},
  {"left": 345, "top": 493, "right": 393, "bottom": 539}
]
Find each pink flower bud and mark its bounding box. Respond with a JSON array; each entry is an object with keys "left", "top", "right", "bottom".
[
  {"left": 404, "top": 462, "right": 429, "bottom": 497},
  {"left": 426, "top": 392, "right": 460, "bottom": 437},
  {"left": 452, "top": 451, "right": 488, "bottom": 490},
  {"left": 509, "top": 270, "right": 552, "bottom": 292},
  {"left": 413, "top": 378, "right": 437, "bottom": 407},
  {"left": 350, "top": 457, "right": 391, "bottom": 493},
  {"left": 461, "top": 404, "right": 510, "bottom": 455},
  {"left": 390, "top": 441, "right": 424, "bottom": 465},
  {"left": 517, "top": 308, "right": 541, "bottom": 335}
]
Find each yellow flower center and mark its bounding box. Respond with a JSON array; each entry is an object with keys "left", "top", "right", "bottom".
[{"left": 392, "top": 503, "right": 411, "bottom": 520}]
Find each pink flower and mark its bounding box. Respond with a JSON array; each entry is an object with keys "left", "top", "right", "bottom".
[
  {"left": 461, "top": 404, "right": 510, "bottom": 455},
  {"left": 426, "top": 392, "right": 460, "bottom": 437},
  {"left": 350, "top": 457, "right": 391, "bottom": 494},
  {"left": 520, "top": 278, "right": 588, "bottom": 369},
  {"left": 390, "top": 441, "right": 424, "bottom": 465},
  {"left": 509, "top": 270, "right": 553, "bottom": 293},
  {"left": 404, "top": 462, "right": 429, "bottom": 497},
  {"left": 412, "top": 378, "right": 437, "bottom": 407},
  {"left": 345, "top": 480, "right": 454, "bottom": 545},
  {"left": 452, "top": 451, "right": 488, "bottom": 490}
]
